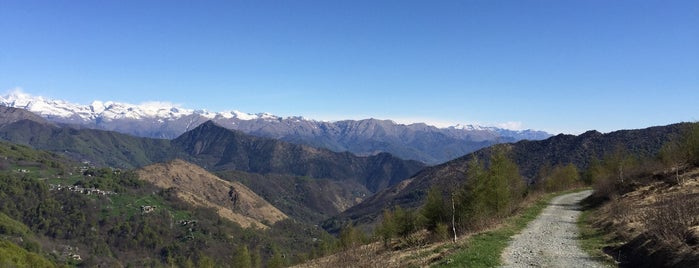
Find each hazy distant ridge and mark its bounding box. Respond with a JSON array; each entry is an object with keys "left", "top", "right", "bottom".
[{"left": 0, "top": 91, "right": 551, "bottom": 164}]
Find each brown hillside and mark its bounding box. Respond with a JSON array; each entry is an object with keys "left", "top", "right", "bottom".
[
  {"left": 590, "top": 167, "right": 699, "bottom": 267},
  {"left": 136, "top": 159, "right": 287, "bottom": 229}
]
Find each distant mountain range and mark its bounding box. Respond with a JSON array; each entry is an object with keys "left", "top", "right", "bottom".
[
  {"left": 0, "top": 91, "right": 551, "bottom": 164},
  {"left": 0, "top": 106, "right": 424, "bottom": 223}
]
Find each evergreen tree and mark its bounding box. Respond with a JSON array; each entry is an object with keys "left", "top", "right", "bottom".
[
  {"left": 267, "top": 245, "right": 285, "bottom": 268},
  {"left": 232, "top": 245, "right": 252, "bottom": 268},
  {"left": 684, "top": 123, "right": 699, "bottom": 166},
  {"left": 543, "top": 163, "right": 580, "bottom": 192},
  {"left": 250, "top": 246, "right": 261, "bottom": 268},
  {"left": 338, "top": 224, "right": 364, "bottom": 249},
  {"left": 421, "top": 186, "right": 446, "bottom": 231},
  {"left": 455, "top": 156, "right": 487, "bottom": 229},
  {"left": 374, "top": 208, "right": 396, "bottom": 247},
  {"left": 486, "top": 147, "right": 516, "bottom": 216},
  {"left": 456, "top": 147, "right": 523, "bottom": 229},
  {"left": 197, "top": 255, "right": 215, "bottom": 268},
  {"left": 392, "top": 205, "right": 420, "bottom": 238}
]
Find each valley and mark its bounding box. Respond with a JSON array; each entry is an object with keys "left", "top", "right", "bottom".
[
  {"left": 0, "top": 92, "right": 550, "bottom": 165},
  {"left": 3, "top": 1, "right": 695, "bottom": 267},
  {"left": 0, "top": 103, "right": 697, "bottom": 267}
]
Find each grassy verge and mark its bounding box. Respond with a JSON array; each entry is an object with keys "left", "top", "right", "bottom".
[
  {"left": 433, "top": 191, "right": 559, "bottom": 268},
  {"left": 577, "top": 208, "right": 618, "bottom": 267}
]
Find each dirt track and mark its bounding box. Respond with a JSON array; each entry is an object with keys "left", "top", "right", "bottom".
[{"left": 501, "top": 190, "right": 606, "bottom": 268}]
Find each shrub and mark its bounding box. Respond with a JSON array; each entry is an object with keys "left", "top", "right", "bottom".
[{"left": 643, "top": 193, "right": 699, "bottom": 247}]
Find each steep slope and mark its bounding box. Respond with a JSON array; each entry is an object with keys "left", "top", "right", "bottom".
[
  {"left": 588, "top": 167, "right": 699, "bottom": 267},
  {"left": 1, "top": 92, "right": 550, "bottom": 164},
  {"left": 0, "top": 117, "right": 172, "bottom": 168},
  {"left": 217, "top": 118, "right": 535, "bottom": 164},
  {"left": 329, "top": 123, "right": 688, "bottom": 229},
  {"left": 136, "top": 159, "right": 287, "bottom": 228},
  {"left": 171, "top": 121, "right": 426, "bottom": 193},
  {"left": 217, "top": 170, "right": 371, "bottom": 223},
  {"left": 0, "top": 139, "right": 327, "bottom": 267},
  {"left": 0, "top": 107, "right": 425, "bottom": 194},
  {"left": 0, "top": 106, "right": 53, "bottom": 126},
  {"left": 0, "top": 108, "right": 425, "bottom": 225}
]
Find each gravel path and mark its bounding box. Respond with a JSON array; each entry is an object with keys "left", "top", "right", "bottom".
[{"left": 501, "top": 190, "right": 606, "bottom": 268}]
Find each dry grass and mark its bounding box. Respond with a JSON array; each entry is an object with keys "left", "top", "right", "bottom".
[
  {"left": 294, "top": 190, "right": 553, "bottom": 268},
  {"left": 590, "top": 167, "right": 699, "bottom": 266},
  {"left": 295, "top": 231, "right": 455, "bottom": 268},
  {"left": 136, "top": 159, "right": 288, "bottom": 228},
  {"left": 643, "top": 193, "right": 699, "bottom": 247}
]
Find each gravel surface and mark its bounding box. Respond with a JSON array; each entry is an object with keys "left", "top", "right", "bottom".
[{"left": 501, "top": 190, "right": 606, "bottom": 268}]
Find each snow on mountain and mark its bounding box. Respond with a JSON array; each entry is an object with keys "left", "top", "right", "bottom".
[
  {"left": 449, "top": 124, "right": 493, "bottom": 131},
  {"left": 0, "top": 90, "right": 551, "bottom": 164},
  {"left": 0, "top": 90, "right": 265, "bottom": 122},
  {"left": 0, "top": 91, "right": 542, "bottom": 133}
]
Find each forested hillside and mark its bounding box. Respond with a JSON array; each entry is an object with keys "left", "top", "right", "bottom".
[
  {"left": 328, "top": 123, "right": 689, "bottom": 231},
  {"left": 0, "top": 141, "right": 334, "bottom": 267}
]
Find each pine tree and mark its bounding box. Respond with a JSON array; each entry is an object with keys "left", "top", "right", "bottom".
[
  {"left": 486, "top": 147, "right": 514, "bottom": 216},
  {"left": 421, "top": 186, "right": 446, "bottom": 231},
  {"left": 267, "top": 245, "right": 284, "bottom": 268},
  {"left": 232, "top": 245, "right": 252, "bottom": 268},
  {"left": 375, "top": 208, "right": 396, "bottom": 247},
  {"left": 455, "top": 155, "right": 487, "bottom": 229},
  {"left": 250, "top": 246, "right": 262, "bottom": 268}
]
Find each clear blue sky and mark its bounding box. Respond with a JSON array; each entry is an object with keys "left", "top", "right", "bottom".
[{"left": 1, "top": 0, "right": 697, "bottom": 134}]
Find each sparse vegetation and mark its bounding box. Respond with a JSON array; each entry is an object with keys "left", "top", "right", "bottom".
[
  {"left": 576, "top": 209, "right": 618, "bottom": 266},
  {"left": 435, "top": 190, "right": 583, "bottom": 268},
  {"left": 580, "top": 122, "right": 699, "bottom": 267}
]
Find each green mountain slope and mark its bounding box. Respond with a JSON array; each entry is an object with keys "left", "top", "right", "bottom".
[{"left": 328, "top": 123, "right": 690, "bottom": 230}]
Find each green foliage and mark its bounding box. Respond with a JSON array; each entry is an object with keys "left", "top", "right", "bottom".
[
  {"left": 233, "top": 245, "right": 252, "bottom": 268},
  {"left": 197, "top": 255, "right": 216, "bottom": 268},
  {"left": 455, "top": 155, "right": 487, "bottom": 228},
  {"left": 576, "top": 210, "right": 618, "bottom": 266},
  {"left": 659, "top": 123, "right": 699, "bottom": 170},
  {"left": 541, "top": 164, "right": 581, "bottom": 192},
  {"left": 0, "top": 239, "right": 56, "bottom": 268},
  {"left": 455, "top": 147, "right": 524, "bottom": 230},
  {"left": 432, "top": 222, "right": 450, "bottom": 242},
  {"left": 0, "top": 140, "right": 340, "bottom": 267},
  {"left": 421, "top": 186, "right": 446, "bottom": 232},
  {"left": 684, "top": 123, "right": 699, "bottom": 166},
  {"left": 374, "top": 208, "right": 396, "bottom": 247},
  {"left": 250, "top": 246, "right": 262, "bottom": 268},
  {"left": 267, "top": 245, "right": 285, "bottom": 268},
  {"left": 76, "top": 168, "right": 144, "bottom": 193},
  {"left": 392, "top": 205, "right": 422, "bottom": 238},
  {"left": 0, "top": 211, "right": 30, "bottom": 237},
  {"left": 488, "top": 147, "right": 524, "bottom": 215},
  {"left": 338, "top": 224, "right": 365, "bottom": 250},
  {"left": 583, "top": 157, "right": 609, "bottom": 185},
  {"left": 436, "top": 191, "right": 556, "bottom": 268}
]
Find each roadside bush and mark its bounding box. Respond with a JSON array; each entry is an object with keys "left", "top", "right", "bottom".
[
  {"left": 643, "top": 193, "right": 699, "bottom": 248},
  {"left": 542, "top": 163, "right": 581, "bottom": 192},
  {"left": 431, "top": 222, "right": 450, "bottom": 242}
]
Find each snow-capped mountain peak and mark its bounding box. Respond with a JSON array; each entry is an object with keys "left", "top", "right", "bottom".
[
  {"left": 449, "top": 124, "right": 493, "bottom": 131},
  {"left": 0, "top": 91, "right": 253, "bottom": 121},
  {"left": 0, "top": 90, "right": 551, "bottom": 164}
]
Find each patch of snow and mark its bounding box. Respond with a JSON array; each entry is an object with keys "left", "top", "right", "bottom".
[{"left": 233, "top": 110, "right": 259, "bottom": 120}]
